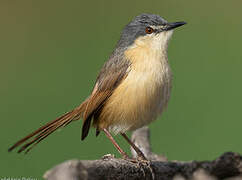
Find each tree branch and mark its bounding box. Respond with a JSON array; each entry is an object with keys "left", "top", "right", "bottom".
[{"left": 44, "top": 127, "right": 242, "bottom": 180}]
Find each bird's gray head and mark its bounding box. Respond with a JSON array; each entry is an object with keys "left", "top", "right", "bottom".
[{"left": 117, "top": 13, "right": 186, "bottom": 50}]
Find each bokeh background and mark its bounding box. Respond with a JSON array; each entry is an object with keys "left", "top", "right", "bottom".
[{"left": 1, "top": 0, "right": 242, "bottom": 178}]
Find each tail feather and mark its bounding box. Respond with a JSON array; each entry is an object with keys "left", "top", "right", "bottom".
[
  {"left": 19, "top": 118, "right": 70, "bottom": 154},
  {"left": 8, "top": 101, "right": 88, "bottom": 153},
  {"left": 24, "top": 126, "right": 58, "bottom": 154}
]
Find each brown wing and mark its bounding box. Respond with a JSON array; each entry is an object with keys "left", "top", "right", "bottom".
[
  {"left": 9, "top": 51, "right": 130, "bottom": 153},
  {"left": 81, "top": 55, "right": 130, "bottom": 140}
]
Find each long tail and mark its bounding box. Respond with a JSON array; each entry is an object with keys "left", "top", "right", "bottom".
[{"left": 8, "top": 101, "right": 88, "bottom": 154}]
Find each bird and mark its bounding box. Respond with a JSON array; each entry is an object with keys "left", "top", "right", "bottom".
[{"left": 8, "top": 13, "right": 186, "bottom": 160}]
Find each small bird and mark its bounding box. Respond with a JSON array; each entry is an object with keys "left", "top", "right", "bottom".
[{"left": 8, "top": 13, "right": 186, "bottom": 160}]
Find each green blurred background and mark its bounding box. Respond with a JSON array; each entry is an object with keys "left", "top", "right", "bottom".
[{"left": 1, "top": 0, "right": 242, "bottom": 178}]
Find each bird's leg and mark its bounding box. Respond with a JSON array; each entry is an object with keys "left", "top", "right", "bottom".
[
  {"left": 103, "top": 128, "right": 129, "bottom": 159},
  {"left": 121, "top": 133, "right": 147, "bottom": 160}
]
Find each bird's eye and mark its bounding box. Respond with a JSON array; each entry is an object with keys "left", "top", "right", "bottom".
[{"left": 145, "top": 27, "right": 154, "bottom": 34}]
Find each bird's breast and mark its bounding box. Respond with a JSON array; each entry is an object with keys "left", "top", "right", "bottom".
[{"left": 97, "top": 45, "right": 172, "bottom": 134}]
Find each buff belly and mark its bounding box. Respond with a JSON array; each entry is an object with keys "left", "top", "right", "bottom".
[
  {"left": 97, "top": 58, "right": 172, "bottom": 134},
  {"left": 96, "top": 31, "right": 173, "bottom": 134}
]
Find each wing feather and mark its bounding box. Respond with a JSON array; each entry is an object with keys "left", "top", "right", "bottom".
[{"left": 81, "top": 55, "right": 130, "bottom": 139}]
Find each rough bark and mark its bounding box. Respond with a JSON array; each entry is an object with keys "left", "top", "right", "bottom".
[{"left": 44, "top": 127, "right": 242, "bottom": 180}]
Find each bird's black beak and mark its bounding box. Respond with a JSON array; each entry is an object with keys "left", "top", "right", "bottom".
[{"left": 164, "top": 21, "right": 187, "bottom": 31}]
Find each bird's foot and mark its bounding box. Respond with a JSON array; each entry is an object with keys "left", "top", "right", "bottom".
[{"left": 122, "top": 154, "right": 149, "bottom": 163}]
